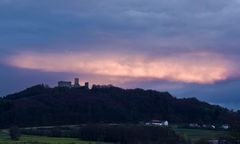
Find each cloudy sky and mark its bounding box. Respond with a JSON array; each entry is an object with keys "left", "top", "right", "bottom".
[{"left": 0, "top": 0, "right": 240, "bottom": 110}]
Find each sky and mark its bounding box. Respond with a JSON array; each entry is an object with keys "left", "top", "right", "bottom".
[{"left": 0, "top": 0, "right": 240, "bottom": 110}]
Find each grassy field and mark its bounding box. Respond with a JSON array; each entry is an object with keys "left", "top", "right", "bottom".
[
  {"left": 0, "top": 131, "right": 98, "bottom": 144},
  {"left": 173, "top": 128, "right": 229, "bottom": 142},
  {"left": 0, "top": 126, "right": 229, "bottom": 144}
]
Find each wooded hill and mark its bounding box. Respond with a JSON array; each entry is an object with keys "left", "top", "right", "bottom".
[{"left": 0, "top": 85, "right": 238, "bottom": 128}]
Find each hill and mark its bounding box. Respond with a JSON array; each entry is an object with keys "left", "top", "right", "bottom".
[{"left": 0, "top": 84, "right": 238, "bottom": 128}]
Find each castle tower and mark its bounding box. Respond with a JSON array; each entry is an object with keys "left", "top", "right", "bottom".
[
  {"left": 74, "top": 78, "right": 80, "bottom": 87},
  {"left": 85, "top": 82, "right": 89, "bottom": 89}
]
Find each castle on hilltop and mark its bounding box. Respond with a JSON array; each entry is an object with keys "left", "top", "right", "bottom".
[{"left": 58, "top": 78, "right": 89, "bottom": 89}]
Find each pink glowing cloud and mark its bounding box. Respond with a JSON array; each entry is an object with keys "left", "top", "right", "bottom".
[{"left": 7, "top": 51, "right": 236, "bottom": 84}]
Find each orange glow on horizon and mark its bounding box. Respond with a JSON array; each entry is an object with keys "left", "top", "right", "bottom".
[{"left": 7, "top": 51, "right": 235, "bottom": 84}]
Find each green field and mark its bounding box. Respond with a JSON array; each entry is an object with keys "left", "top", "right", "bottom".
[
  {"left": 0, "top": 127, "right": 229, "bottom": 144},
  {"left": 173, "top": 128, "right": 228, "bottom": 143},
  {"left": 0, "top": 131, "right": 98, "bottom": 144}
]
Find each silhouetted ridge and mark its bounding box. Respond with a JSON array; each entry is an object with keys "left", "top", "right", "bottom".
[
  {"left": 0, "top": 84, "right": 238, "bottom": 128},
  {"left": 5, "top": 84, "right": 50, "bottom": 100}
]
